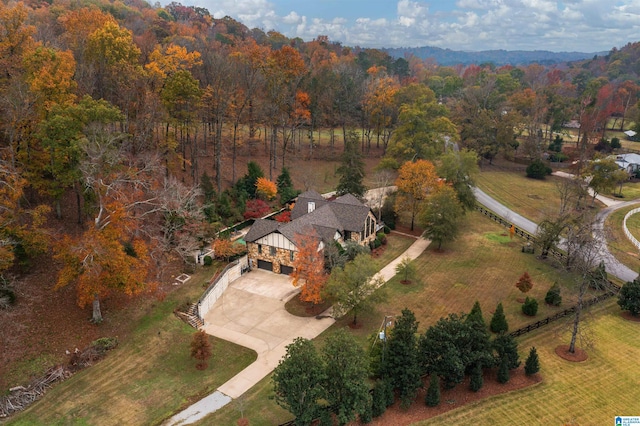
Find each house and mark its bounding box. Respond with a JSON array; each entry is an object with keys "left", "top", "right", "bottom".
[
  {"left": 624, "top": 130, "right": 637, "bottom": 141},
  {"left": 244, "top": 190, "right": 378, "bottom": 274},
  {"left": 614, "top": 153, "right": 640, "bottom": 175}
]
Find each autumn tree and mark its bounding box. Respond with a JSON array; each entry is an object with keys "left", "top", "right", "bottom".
[
  {"left": 516, "top": 271, "right": 534, "bottom": 295},
  {"left": 418, "top": 185, "right": 464, "bottom": 249},
  {"left": 256, "top": 177, "right": 277, "bottom": 200},
  {"left": 190, "top": 330, "right": 213, "bottom": 370},
  {"left": 243, "top": 199, "right": 270, "bottom": 219},
  {"left": 326, "top": 253, "right": 385, "bottom": 325},
  {"left": 54, "top": 120, "right": 161, "bottom": 323},
  {"left": 291, "top": 233, "right": 328, "bottom": 305},
  {"left": 395, "top": 159, "right": 441, "bottom": 231}
]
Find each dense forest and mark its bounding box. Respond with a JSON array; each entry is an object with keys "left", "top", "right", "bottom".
[{"left": 1, "top": 0, "right": 640, "bottom": 329}]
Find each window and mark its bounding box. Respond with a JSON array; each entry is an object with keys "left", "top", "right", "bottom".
[
  {"left": 258, "top": 244, "right": 262, "bottom": 254},
  {"left": 307, "top": 201, "right": 315, "bottom": 213},
  {"left": 290, "top": 251, "right": 294, "bottom": 261},
  {"left": 345, "top": 231, "right": 351, "bottom": 240},
  {"left": 270, "top": 246, "right": 276, "bottom": 256}
]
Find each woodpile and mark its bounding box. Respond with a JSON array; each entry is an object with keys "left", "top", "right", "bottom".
[{"left": 0, "top": 366, "right": 70, "bottom": 418}]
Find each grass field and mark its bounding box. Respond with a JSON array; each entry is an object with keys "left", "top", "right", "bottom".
[
  {"left": 475, "top": 169, "right": 565, "bottom": 223},
  {"left": 606, "top": 204, "right": 640, "bottom": 273},
  {"left": 422, "top": 301, "right": 640, "bottom": 426},
  {"left": 199, "top": 211, "right": 589, "bottom": 425},
  {"left": 7, "top": 267, "right": 257, "bottom": 426}
]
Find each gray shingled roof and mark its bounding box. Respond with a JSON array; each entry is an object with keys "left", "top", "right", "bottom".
[
  {"left": 245, "top": 192, "right": 373, "bottom": 245},
  {"left": 291, "top": 190, "right": 328, "bottom": 219},
  {"left": 244, "top": 219, "right": 280, "bottom": 242}
]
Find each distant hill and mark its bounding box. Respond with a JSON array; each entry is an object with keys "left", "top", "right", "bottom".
[{"left": 383, "top": 46, "right": 606, "bottom": 66}]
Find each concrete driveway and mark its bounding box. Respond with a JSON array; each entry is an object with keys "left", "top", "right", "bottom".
[{"left": 201, "top": 269, "right": 335, "bottom": 399}]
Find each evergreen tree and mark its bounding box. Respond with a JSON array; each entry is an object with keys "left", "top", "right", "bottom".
[
  {"left": 380, "top": 308, "right": 421, "bottom": 409},
  {"left": 493, "top": 333, "right": 520, "bottom": 369},
  {"left": 272, "top": 338, "right": 326, "bottom": 425},
  {"left": 322, "top": 329, "right": 370, "bottom": 425},
  {"left": 545, "top": 282, "right": 562, "bottom": 306},
  {"left": 524, "top": 347, "right": 540, "bottom": 376},
  {"left": 235, "top": 161, "right": 264, "bottom": 198},
  {"left": 497, "top": 355, "right": 510, "bottom": 383},
  {"left": 425, "top": 374, "right": 441, "bottom": 407},
  {"left": 371, "top": 380, "right": 388, "bottom": 418},
  {"left": 336, "top": 130, "right": 366, "bottom": 197},
  {"left": 466, "top": 301, "right": 487, "bottom": 331},
  {"left": 469, "top": 362, "right": 484, "bottom": 392},
  {"left": 490, "top": 302, "right": 508, "bottom": 333},
  {"left": 618, "top": 278, "right": 640, "bottom": 317},
  {"left": 276, "top": 166, "right": 298, "bottom": 204},
  {"left": 522, "top": 297, "right": 539, "bottom": 316}
]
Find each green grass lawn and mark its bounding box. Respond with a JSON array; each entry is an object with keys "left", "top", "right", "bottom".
[
  {"left": 200, "top": 211, "right": 588, "bottom": 425},
  {"left": 421, "top": 301, "right": 640, "bottom": 425},
  {"left": 606, "top": 204, "right": 640, "bottom": 272},
  {"left": 475, "top": 169, "right": 566, "bottom": 223},
  {"left": 7, "top": 267, "right": 257, "bottom": 426},
  {"left": 612, "top": 180, "right": 640, "bottom": 200}
]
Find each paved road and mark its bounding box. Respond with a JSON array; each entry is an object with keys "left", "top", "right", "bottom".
[{"left": 473, "top": 183, "right": 638, "bottom": 283}]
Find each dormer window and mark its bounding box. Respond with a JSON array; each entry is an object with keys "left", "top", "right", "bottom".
[{"left": 308, "top": 201, "right": 315, "bottom": 213}]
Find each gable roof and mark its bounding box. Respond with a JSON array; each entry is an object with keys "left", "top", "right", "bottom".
[
  {"left": 245, "top": 191, "right": 374, "bottom": 245},
  {"left": 244, "top": 218, "right": 280, "bottom": 242}
]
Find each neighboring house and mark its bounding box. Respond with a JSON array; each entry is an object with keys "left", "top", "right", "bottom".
[
  {"left": 614, "top": 153, "right": 640, "bottom": 175},
  {"left": 244, "top": 190, "right": 378, "bottom": 274},
  {"left": 624, "top": 130, "right": 637, "bottom": 141}
]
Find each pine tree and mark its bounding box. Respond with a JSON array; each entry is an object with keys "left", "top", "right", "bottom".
[
  {"left": 524, "top": 347, "right": 540, "bottom": 376},
  {"left": 469, "top": 362, "right": 484, "bottom": 392},
  {"left": 381, "top": 308, "right": 421, "bottom": 409},
  {"left": 497, "top": 355, "right": 510, "bottom": 383},
  {"left": 493, "top": 333, "right": 520, "bottom": 369},
  {"left": 490, "top": 302, "right": 508, "bottom": 333},
  {"left": 336, "top": 130, "right": 366, "bottom": 197},
  {"left": 371, "top": 380, "right": 388, "bottom": 418},
  {"left": 190, "top": 330, "right": 213, "bottom": 370},
  {"left": 466, "top": 301, "right": 487, "bottom": 331},
  {"left": 545, "top": 282, "right": 562, "bottom": 306},
  {"left": 425, "top": 374, "right": 440, "bottom": 407}
]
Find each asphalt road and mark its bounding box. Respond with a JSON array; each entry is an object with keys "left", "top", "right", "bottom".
[{"left": 472, "top": 187, "right": 638, "bottom": 283}]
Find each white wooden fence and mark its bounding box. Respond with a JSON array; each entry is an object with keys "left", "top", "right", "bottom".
[
  {"left": 197, "top": 255, "right": 249, "bottom": 321},
  {"left": 623, "top": 207, "right": 640, "bottom": 250}
]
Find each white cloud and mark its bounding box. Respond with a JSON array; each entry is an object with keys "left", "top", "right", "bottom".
[{"left": 172, "top": 0, "right": 640, "bottom": 52}]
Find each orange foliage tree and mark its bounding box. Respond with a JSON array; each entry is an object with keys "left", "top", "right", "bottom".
[
  {"left": 256, "top": 177, "right": 277, "bottom": 200},
  {"left": 211, "top": 238, "right": 245, "bottom": 262},
  {"left": 516, "top": 271, "right": 534, "bottom": 295},
  {"left": 291, "top": 232, "right": 327, "bottom": 305},
  {"left": 395, "top": 160, "right": 442, "bottom": 230}
]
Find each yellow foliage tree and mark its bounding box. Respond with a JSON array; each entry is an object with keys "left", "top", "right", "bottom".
[
  {"left": 291, "top": 233, "right": 327, "bottom": 305},
  {"left": 395, "top": 159, "right": 442, "bottom": 231},
  {"left": 256, "top": 177, "right": 277, "bottom": 200}
]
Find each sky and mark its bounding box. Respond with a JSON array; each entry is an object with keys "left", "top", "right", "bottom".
[{"left": 172, "top": 0, "right": 640, "bottom": 53}]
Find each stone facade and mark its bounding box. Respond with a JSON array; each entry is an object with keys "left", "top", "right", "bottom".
[{"left": 247, "top": 241, "right": 295, "bottom": 274}]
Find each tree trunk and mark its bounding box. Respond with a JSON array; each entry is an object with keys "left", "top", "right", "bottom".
[
  {"left": 92, "top": 294, "right": 103, "bottom": 323},
  {"left": 569, "top": 280, "right": 587, "bottom": 353}
]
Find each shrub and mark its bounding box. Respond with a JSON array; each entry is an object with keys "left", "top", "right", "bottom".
[
  {"left": 545, "top": 282, "right": 562, "bottom": 306},
  {"left": 618, "top": 278, "right": 640, "bottom": 317},
  {"left": 490, "top": 302, "right": 508, "bottom": 333},
  {"left": 516, "top": 271, "right": 533, "bottom": 294},
  {"left": 92, "top": 337, "right": 118, "bottom": 354},
  {"left": 371, "top": 380, "right": 388, "bottom": 417},
  {"left": 425, "top": 375, "right": 440, "bottom": 407},
  {"left": 373, "top": 238, "right": 382, "bottom": 249},
  {"left": 383, "top": 225, "right": 391, "bottom": 234},
  {"left": 611, "top": 137, "right": 621, "bottom": 149},
  {"left": 203, "top": 255, "right": 213, "bottom": 266},
  {"left": 522, "top": 297, "right": 539, "bottom": 316},
  {"left": 190, "top": 330, "right": 213, "bottom": 370},
  {"left": 469, "top": 363, "right": 483, "bottom": 392},
  {"left": 526, "top": 159, "right": 552, "bottom": 180},
  {"left": 376, "top": 232, "right": 387, "bottom": 245},
  {"left": 497, "top": 356, "right": 510, "bottom": 383},
  {"left": 524, "top": 347, "right": 540, "bottom": 376},
  {"left": 549, "top": 152, "right": 568, "bottom": 162}
]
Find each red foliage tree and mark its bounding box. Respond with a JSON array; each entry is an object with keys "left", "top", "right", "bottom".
[
  {"left": 516, "top": 271, "right": 534, "bottom": 294},
  {"left": 190, "top": 330, "right": 213, "bottom": 370},
  {"left": 274, "top": 210, "right": 291, "bottom": 222},
  {"left": 243, "top": 199, "right": 271, "bottom": 219}
]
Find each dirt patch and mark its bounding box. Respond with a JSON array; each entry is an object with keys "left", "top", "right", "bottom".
[
  {"left": 555, "top": 345, "right": 588, "bottom": 362},
  {"left": 400, "top": 280, "right": 412, "bottom": 285},
  {"left": 362, "top": 368, "right": 541, "bottom": 425},
  {"left": 392, "top": 225, "right": 423, "bottom": 237},
  {"left": 620, "top": 311, "right": 640, "bottom": 322}
]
